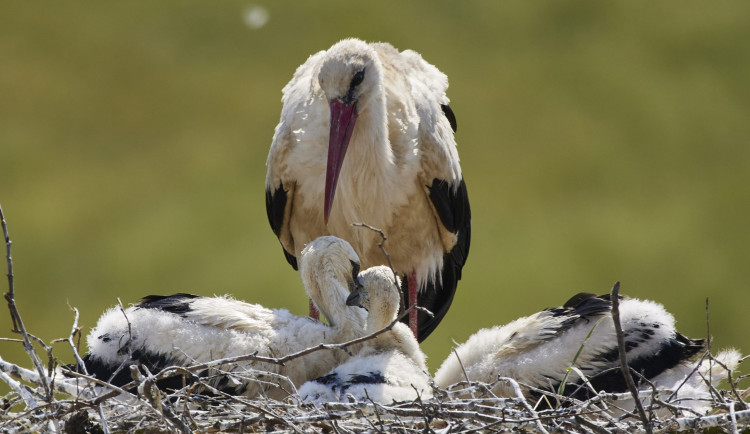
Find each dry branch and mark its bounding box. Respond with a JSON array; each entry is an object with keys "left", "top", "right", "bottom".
[
  {"left": 1, "top": 205, "right": 52, "bottom": 402},
  {"left": 610, "top": 281, "right": 653, "bottom": 433}
]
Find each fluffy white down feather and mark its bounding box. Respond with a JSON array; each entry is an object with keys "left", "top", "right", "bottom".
[
  {"left": 84, "top": 236, "right": 367, "bottom": 399},
  {"left": 299, "top": 266, "right": 432, "bottom": 404}
]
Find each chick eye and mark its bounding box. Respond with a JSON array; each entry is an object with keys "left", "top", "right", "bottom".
[{"left": 350, "top": 69, "right": 365, "bottom": 88}]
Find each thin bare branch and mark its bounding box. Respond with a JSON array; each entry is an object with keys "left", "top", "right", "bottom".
[
  {"left": 352, "top": 222, "right": 397, "bottom": 280},
  {"left": 1, "top": 204, "right": 52, "bottom": 401},
  {"left": 610, "top": 281, "right": 652, "bottom": 434}
]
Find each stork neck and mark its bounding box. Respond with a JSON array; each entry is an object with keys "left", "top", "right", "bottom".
[
  {"left": 307, "top": 274, "right": 365, "bottom": 332},
  {"left": 347, "top": 89, "right": 391, "bottom": 175},
  {"left": 365, "top": 309, "right": 398, "bottom": 349},
  {"left": 366, "top": 309, "right": 393, "bottom": 335}
]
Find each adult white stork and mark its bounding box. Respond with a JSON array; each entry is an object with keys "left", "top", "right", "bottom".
[
  {"left": 266, "top": 38, "right": 470, "bottom": 342},
  {"left": 298, "top": 266, "right": 431, "bottom": 404},
  {"left": 434, "top": 291, "right": 741, "bottom": 414},
  {"left": 73, "top": 236, "right": 367, "bottom": 399}
]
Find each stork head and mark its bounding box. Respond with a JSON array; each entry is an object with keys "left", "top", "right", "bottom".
[
  {"left": 317, "top": 39, "right": 380, "bottom": 223},
  {"left": 300, "top": 236, "right": 363, "bottom": 305},
  {"left": 346, "top": 266, "right": 400, "bottom": 330}
]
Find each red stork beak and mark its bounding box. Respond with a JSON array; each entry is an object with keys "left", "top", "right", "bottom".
[{"left": 324, "top": 98, "right": 358, "bottom": 224}]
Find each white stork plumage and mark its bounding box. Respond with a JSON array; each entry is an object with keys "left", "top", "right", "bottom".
[
  {"left": 298, "top": 266, "right": 432, "bottom": 404},
  {"left": 75, "top": 236, "right": 367, "bottom": 399},
  {"left": 265, "top": 38, "right": 470, "bottom": 342},
  {"left": 434, "top": 292, "right": 741, "bottom": 414}
]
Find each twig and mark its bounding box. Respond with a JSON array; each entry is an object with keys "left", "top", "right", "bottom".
[
  {"left": 188, "top": 375, "right": 305, "bottom": 434},
  {"left": 1, "top": 205, "right": 53, "bottom": 402},
  {"left": 496, "top": 376, "right": 550, "bottom": 434},
  {"left": 0, "top": 355, "right": 106, "bottom": 401},
  {"left": 706, "top": 298, "right": 712, "bottom": 388},
  {"left": 574, "top": 414, "right": 612, "bottom": 434},
  {"left": 0, "top": 367, "right": 37, "bottom": 408},
  {"left": 667, "top": 408, "right": 750, "bottom": 431},
  {"left": 729, "top": 401, "right": 739, "bottom": 434},
  {"left": 628, "top": 370, "right": 704, "bottom": 418},
  {"left": 51, "top": 306, "right": 88, "bottom": 374},
  {"left": 667, "top": 350, "right": 708, "bottom": 404},
  {"left": 352, "top": 223, "right": 397, "bottom": 281},
  {"left": 97, "top": 404, "right": 111, "bottom": 434},
  {"left": 140, "top": 367, "right": 191, "bottom": 434},
  {"left": 610, "top": 281, "right": 652, "bottom": 434},
  {"left": 453, "top": 348, "right": 477, "bottom": 400},
  {"left": 56, "top": 367, "right": 137, "bottom": 402},
  {"left": 363, "top": 389, "right": 385, "bottom": 433}
]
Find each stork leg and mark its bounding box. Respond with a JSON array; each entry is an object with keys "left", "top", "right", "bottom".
[
  {"left": 408, "top": 270, "right": 418, "bottom": 339},
  {"left": 309, "top": 298, "right": 320, "bottom": 320}
]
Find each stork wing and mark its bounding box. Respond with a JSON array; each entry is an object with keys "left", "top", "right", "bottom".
[
  {"left": 540, "top": 293, "right": 705, "bottom": 403},
  {"left": 265, "top": 145, "right": 299, "bottom": 270},
  {"left": 265, "top": 51, "right": 327, "bottom": 270},
  {"left": 265, "top": 178, "right": 298, "bottom": 270},
  {"left": 416, "top": 176, "right": 470, "bottom": 340},
  {"left": 399, "top": 49, "right": 471, "bottom": 340}
]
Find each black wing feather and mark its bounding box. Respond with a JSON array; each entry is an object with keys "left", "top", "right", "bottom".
[
  {"left": 412, "top": 178, "right": 470, "bottom": 342},
  {"left": 552, "top": 333, "right": 705, "bottom": 404},
  {"left": 347, "top": 371, "right": 387, "bottom": 385},
  {"left": 441, "top": 104, "right": 458, "bottom": 133},
  {"left": 265, "top": 184, "right": 298, "bottom": 270},
  {"left": 530, "top": 292, "right": 707, "bottom": 406},
  {"left": 137, "top": 293, "right": 200, "bottom": 316},
  {"left": 565, "top": 293, "right": 613, "bottom": 318},
  {"left": 69, "top": 351, "right": 243, "bottom": 396}
]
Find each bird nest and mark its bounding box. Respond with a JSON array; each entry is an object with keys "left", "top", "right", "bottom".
[{"left": 0, "top": 354, "right": 749, "bottom": 433}]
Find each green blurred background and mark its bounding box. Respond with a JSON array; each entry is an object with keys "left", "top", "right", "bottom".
[{"left": 1, "top": 1, "right": 748, "bottom": 387}]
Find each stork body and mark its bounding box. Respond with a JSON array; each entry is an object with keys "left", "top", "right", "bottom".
[
  {"left": 435, "top": 292, "right": 740, "bottom": 414},
  {"left": 266, "top": 38, "right": 470, "bottom": 341},
  {"left": 298, "top": 266, "right": 431, "bottom": 403},
  {"left": 77, "top": 236, "right": 366, "bottom": 399}
]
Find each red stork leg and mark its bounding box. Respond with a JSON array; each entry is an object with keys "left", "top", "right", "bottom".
[
  {"left": 408, "top": 270, "right": 418, "bottom": 339},
  {"left": 309, "top": 298, "right": 320, "bottom": 320}
]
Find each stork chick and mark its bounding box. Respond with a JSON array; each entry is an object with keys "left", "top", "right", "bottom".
[
  {"left": 435, "top": 292, "right": 740, "bottom": 414},
  {"left": 75, "top": 236, "right": 366, "bottom": 399}
]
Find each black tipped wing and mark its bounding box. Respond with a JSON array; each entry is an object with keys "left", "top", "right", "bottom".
[
  {"left": 412, "top": 178, "right": 471, "bottom": 342},
  {"left": 561, "top": 293, "right": 613, "bottom": 318},
  {"left": 534, "top": 291, "right": 707, "bottom": 406},
  {"left": 441, "top": 104, "right": 457, "bottom": 133},
  {"left": 562, "top": 292, "right": 598, "bottom": 308},
  {"left": 265, "top": 184, "right": 298, "bottom": 270},
  {"left": 70, "top": 351, "right": 187, "bottom": 391},
  {"left": 68, "top": 351, "right": 246, "bottom": 396},
  {"left": 137, "top": 293, "right": 200, "bottom": 316},
  {"left": 554, "top": 332, "right": 705, "bottom": 404},
  {"left": 348, "top": 371, "right": 387, "bottom": 385}
]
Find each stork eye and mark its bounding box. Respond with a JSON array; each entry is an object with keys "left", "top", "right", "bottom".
[{"left": 350, "top": 69, "right": 365, "bottom": 88}]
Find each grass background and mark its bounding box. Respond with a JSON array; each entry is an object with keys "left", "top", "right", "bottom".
[{"left": 1, "top": 1, "right": 748, "bottom": 387}]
